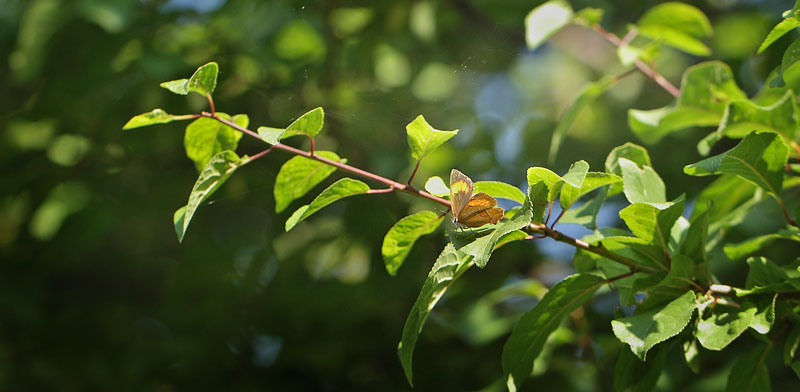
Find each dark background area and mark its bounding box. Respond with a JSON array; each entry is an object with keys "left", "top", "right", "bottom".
[{"left": 0, "top": 0, "right": 797, "bottom": 390}]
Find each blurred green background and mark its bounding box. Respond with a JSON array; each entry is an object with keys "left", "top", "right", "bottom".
[{"left": 1, "top": 0, "right": 797, "bottom": 390}]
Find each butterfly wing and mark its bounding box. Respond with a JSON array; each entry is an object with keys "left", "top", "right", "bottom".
[
  {"left": 458, "top": 192, "right": 504, "bottom": 227},
  {"left": 450, "top": 169, "right": 474, "bottom": 219}
]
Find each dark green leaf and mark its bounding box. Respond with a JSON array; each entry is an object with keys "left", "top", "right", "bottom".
[
  {"left": 784, "top": 324, "right": 800, "bottom": 365},
  {"left": 474, "top": 181, "right": 526, "bottom": 204},
  {"left": 123, "top": 109, "right": 194, "bottom": 130},
  {"left": 611, "top": 290, "right": 696, "bottom": 360},
  {"left": 398, "top": 243, "right": 472, "bottom": 385},
  {"left": 503, "top": 274, "right": 606, "bottom": 390},
  {"left": 184, "top": 113, "right": 247, "bottom": 171},
  {"left": 680, "top": 210, "right": 709, "bottom": 263},
  {"left": 636, "top": 2, "right": 712, "bottom": 56},
  {"left": 684, "top": 339, "right": 701, "bottom": 374},
  {"left": 524, "top": 0, "right": 574, "bottom": 50},
  {"left": 273, "top": 151, "right": 344, "bottom": 213},
  {"left": 614, "top": 344, "right": 667, "bottom": 392},
  {"left": 529, "top": 182, "right": 549, "bottom": 225},
  {"left": 382, "top": 211, "right": 443, "bottom": 276},
  {"left": 725, "top": 344, "right": 772, "bottom": 392},
  {"left": 684, "top": 131, "right": 789, "bottom": 197},
  {"left": 723, "top": 227, "right": 800, "bottom": 260},
  {"left": 406, "top": 115, "right": 457, "bottom": 161},
  {"left": 174, "top": 151, "right": 247, "bottom": 242},
  {"left": 549, "top": 76, "right": 616, "bottom": 164},
  {"left": 637, "top": 254, "right": 696, "bottom": 308},
  {"left": 285, "top": 178, "right": 370, "bottom": 231},
  {"left": 559, "top": 186, "right": 608, "bottom": 229}
]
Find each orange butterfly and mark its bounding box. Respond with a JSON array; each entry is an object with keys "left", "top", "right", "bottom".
[{"left": 450, "top": 169, "right": 504, "bottom": 228}]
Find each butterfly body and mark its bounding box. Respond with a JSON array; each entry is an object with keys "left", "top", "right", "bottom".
[{"left": 449, "top": 169, "right": 504, "bottom": 228}]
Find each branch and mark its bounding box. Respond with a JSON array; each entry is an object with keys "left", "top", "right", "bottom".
[
  {"left": 592, "top": 25, "right": 680, "bottom": 98},
  {"left": 202, "top": 112, "right": 451, "bottom": 208}
]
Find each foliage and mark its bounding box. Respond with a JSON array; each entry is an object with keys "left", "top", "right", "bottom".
[{"left": 6, "top": 0, "right": 800, "bottom": 390}]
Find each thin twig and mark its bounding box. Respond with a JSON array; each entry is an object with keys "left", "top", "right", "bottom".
[
  {"left": 592, "top": 25, "right": 680, "bottom": 98},
  {"left": 408, "top": 159, "right": 423, "bottom": 185}
]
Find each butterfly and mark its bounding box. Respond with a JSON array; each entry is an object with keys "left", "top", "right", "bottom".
[{"left": 450, "top": 169, "right": 504, "bottom": 228}]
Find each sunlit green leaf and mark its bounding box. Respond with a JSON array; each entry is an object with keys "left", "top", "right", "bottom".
[
  {"left": 560, "top": 172, "right": 620, "bottom": 210},
  {"left": 782, "top": 38, "right": 800, "bottom": 91},
  {"left": 612, "top": 290, "right": 696, "bottom": 360},
  {"left": 406, "top": 115, "right": 458, "bottom": 161},
  {"left": 605, "top": 142, "right": 652, "bottom": 195},
  {"left": 717, "top": 91, "right": 799, "bottom": 141},
  {"left": 697, "top": 302, "right": 759, "bottom": 350},
  {"left": 475, "top": 181, "right": 526, "bottom": 204},
  {"left": 684, "top": 131, "right": 789, "bottom": 197},
  {"left": 549, "top": 76, "right": 616, "bottom": 164},
  {"left": 285, "top": 178, "right": 370, "bottom": 231},
  {"left": 637, "top": 2, "right": 712, "bottom": 56},
  {"left": 160, "top": 62, "right": 218, "bottom": 96},
  {"left": 619, "top": 195, "right": 685, "bottom": 265},
  {"left": 503, "top": 274, "right": 606, "bottom": 390},
  {"left": 284, "top": 107, "right": 325, "bottom": 139},
  {"left": 758, "top": 17, "right": 800, "bottom": 54},
  {"left": 123, "top": 109, "right": 194, "bottom": 130},
  {"left": 382, "top": 211, "right": 443, "bottom": 276},
  {"left": 573, "top": 7, "right": 602, "bottom": 26},
  {"left": 174, "top": 151, "right": 246, "bottom": 242},
  {"left": 184, "top": 113, "right": 247, "bottom": 171},
  {"left": 619, "top": 158, "right": 666, "bottom": 204},
  {"left": 398, "top": 243, "right": 472, "bottom": 386},
  {"left": 524, "top": 0, "right": 574, "bottom": 50},
  {"left": 273, "top": 151, "right": 344, "bottom": 213},
  {"left": 527, "top": 167, "right": 563, "bottom": 202}
]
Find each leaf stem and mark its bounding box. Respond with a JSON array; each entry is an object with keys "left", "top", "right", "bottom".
[
  {"left": 204, "top": 112, "right": 452, "bottom": 207},
  {"left": 206, "top": 93, "right": 216, "bottom": 116},
  {"left": 776, "top": 196, "right": 798, "bottom": 227},
  {"left": 591, "top": 24, "right": 680, "bottom": 98}
]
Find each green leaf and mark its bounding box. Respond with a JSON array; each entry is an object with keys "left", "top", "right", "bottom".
[
  {"left": 793, "top": 360, "right": 800, "bottom": 382},
  {"left": 614, "top": 344, "right": 667, "bottom": 392},
  {"left": 697, "top": 302, "right": 760, "bottom": 350},
  {"left": 529, "top": 181, "right": 549, "bottom": 225},
  {"left": 636, "top": 2, "right": 712, "bottom": 56},
  {"left": 637, "top": 254, "right": 696, "bottom": 308},
  {"left": 611, "top": 290, "right": 696, "bottom": 360},
  {"left": 174, "top": 151, "right": 246, "bottom": 242},
  {"left": 559, "top": 172, "right": 621, "bottom": 210},
  {"left": 527, "top": 167, "right": 563, "bottom": 202},
  {"left": 382, "top": 211, "right": 443, "bottom": 276},
  {"left": 684, "top": 131, "right": 789, "bottom": 197},
  {"left": 123, "top": 109, "right": 193, "bottom": 130},
  {"left": 524, "top": 0, "right": 574, "bottom": 50},
  {"left": 474, "top": 181, "right": 526, "bottom": 204},
  {"left": 606, "top": 143, "right": 652, "bottom": 195},
  {"left": 573, "top": 7, "right": 602, "bottom": 26},
  {"left": 680, "top": 210, "right": 709, "bottom": 263},
  {"left": 717, "top": 91, "right": 800, "bottom": 141},
  {"left": 785, "top": 324, "right": 800, "bottom": 365},
  {"left": 457, "top": 187, "right": 534, "bottom": 268},
  {"left": 424, "top": 176, "right": 449, "bottom": 197},
  {"left": 619, "top": 157, "right": 666, "bottom": 204},
  {"left": 561, "top": 160, "right": 589, "bottom": 188},
  {"left": 284, "top": 107, "right": 325, "bottom": 139},
  {"left": 628, "top": 61, "right": 746, "bottom": 145},
  {"left": 725, "top": 344, "right": 772, "bottom": 392},
  {"left": 559, "top": 186, "right": 608, "bottom": 229},
  {"left": 398, "top": 243, "right": 472, "bottom": 385},
  {"left": 285, "top": 178, "right": 370, "bottom": 231},
  {"left": 723, "top": 227, "right": 800, "bottom": 260},
  {"left": 160, "top": 61, "right": 219, "bottom": 96},
  {"left": 742, "top": 257, "right": 797, "bottom": 294},
  {"left": 273, "top": 151, "right": 344, "bottom": 213},
  {"left": 548, "top": 76, "right": 616, "bottom": 164},
  {"left": 758, "top": 17, "right": 800, "bottom": 54},
  {"left": 684, "top": 339, "right": 701, "bottom": 374},
  {"left": 783, "top": 38, "right": 800, "bottom": 91},
  {"left": 619, "top": 196, "right": 685, "bottom": 261},
  {"left": 503, "top": 274, "right": 606, "bottom": 390},
  {"left": 406, "top": 115, "right": 458, "bottom": 161},
  {"left": 257, "top": 126, "right": 286, "bottom": 145},
  {"left": 184, "top": 113, "right": 247, "bottom": 171}
]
